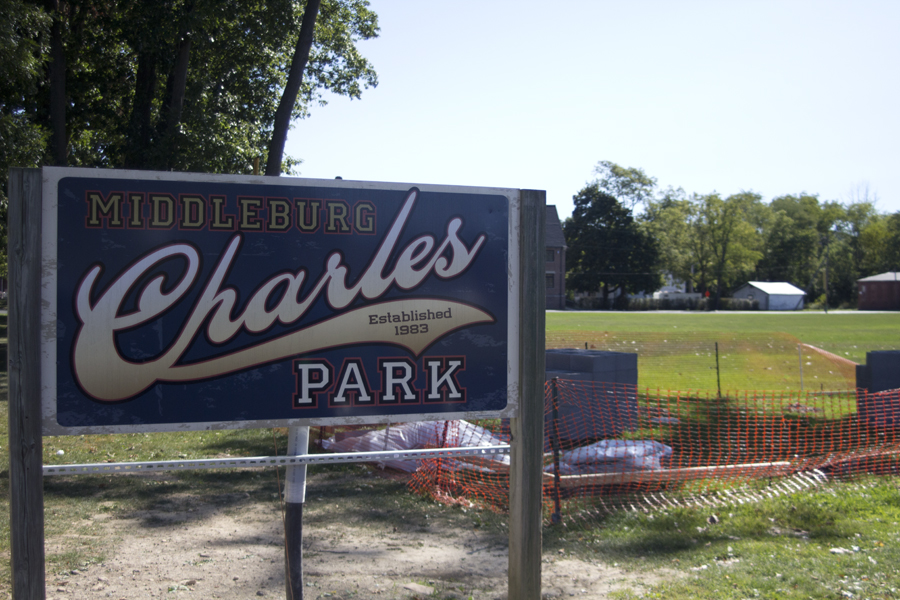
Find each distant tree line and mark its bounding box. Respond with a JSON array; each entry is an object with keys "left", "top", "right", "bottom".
[{"left": 565, "top": 161, "right": 900, "bottom": 309}]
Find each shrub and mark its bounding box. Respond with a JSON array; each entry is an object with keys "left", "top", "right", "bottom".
[{"left": 570, "top": 296, "right": 759, "bottom": 311}]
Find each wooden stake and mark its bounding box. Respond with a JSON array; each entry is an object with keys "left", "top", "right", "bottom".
[{"left": 549, "top": 378, "right": 562, "bottom": 525}]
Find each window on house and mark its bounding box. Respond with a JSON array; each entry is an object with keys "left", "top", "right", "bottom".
[
  {"left": 546, "top": 249, "right": 555, "bottom": 262},
  {"left": 546, "top": 273, "right": 554, "bottom": 289}
]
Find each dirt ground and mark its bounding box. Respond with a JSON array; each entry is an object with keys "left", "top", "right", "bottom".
[{"left": 42, "top": 469, "right": 666, "bottom": 600}]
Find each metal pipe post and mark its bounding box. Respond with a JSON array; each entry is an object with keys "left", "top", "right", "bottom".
[{"left": 283, "top": 426, "right": 310, "bottom": 600}]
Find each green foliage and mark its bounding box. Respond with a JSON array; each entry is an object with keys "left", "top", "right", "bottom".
[
  {"left": 702, "top": 191, "right": 765, "bottom": 305},
  {"left": 0, "top": 0, "right": 379, "bottom": 280},
  {"left": 58, "top": 0, "right": 377, "bottom": 172},
  {"left": 0, "top": 0, "right": 50, "bottom": 91},
  {"left": 593, "top": 160, "right": 657, "bottom": 209},
  {"left": 0, "top": 0, "right": 52, "bottom": 278},
  {"left": 642, "top": 190, "right": 764, "bottom": 299},
  {"left": 755, "top": 196, "right": 820, "bottom": 290},
  {"left": 1, "top": 0, "right": 378, "bottom": 175},
  {"left": 643, "top": 187, "right": 695, "bottom": 290},
  {"left": 752, "top": 194, "right": 884, "bottom": 308},
  {"left": 564, "top": 183, "right": 661, "bottom": 304},
  {"left": 859, "top": 212, "right": 900, "bottom": 275}
]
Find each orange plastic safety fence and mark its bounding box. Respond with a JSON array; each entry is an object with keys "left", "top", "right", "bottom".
[{"left": 406, "top": 382, "right": 900, "bottom": 520}]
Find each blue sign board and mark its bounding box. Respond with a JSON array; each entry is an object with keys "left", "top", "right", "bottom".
[{"left": 41, "top": 169, "right": 518, "bottom": 433}]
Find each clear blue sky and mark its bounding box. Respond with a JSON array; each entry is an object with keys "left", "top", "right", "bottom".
[{"left": 286, "top": 0, "right": 900, "bottom": 220}]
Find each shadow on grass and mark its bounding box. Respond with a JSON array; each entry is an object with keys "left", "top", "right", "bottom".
[
  {"left": 43, "top": 469, "right": 282, "bottom": 528},
  {"left": 41, "top": 462, "right": 427, "bottom": 533},
  {"left": 198, "top": 435, "right": 289, "bottom": 456},
  {"left": 544, "top": 475, "right": 861, "bottom": 566},
  {"left": 628, "top": 392, "right": 883, "bottom": 472}
]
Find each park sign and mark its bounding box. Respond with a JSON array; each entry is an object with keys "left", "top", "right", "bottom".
[{"left": 40, "top": 168, "right": 521, "bottom": 434}]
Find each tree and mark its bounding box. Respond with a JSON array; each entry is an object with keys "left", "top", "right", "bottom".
[
  {"left": 564, "top": 183, "right": 660, "bottom": 307},
  {"left": 266, "top": 0, "right": 322, "bottom": 175},
  {"left": 859, "top": 212, "right": 900, "bottom": 276},
  {"left": 4, "top": 0, "right": 378, "bottom": 174},
  {"left": 701, "top": 192, "right": 764, "bottom": 309},
  {"left": 0, "top": 0, "right": 51, "bottom": 280},
  {"left": 755, "top": 194, "right": 821, "bottom": 291},
  {"left": 844, "top": 201, "right": 879, "bottom": 274},
  {"left": 593, "top": 160, "right": 657, "bottom": 210},
  {"left": 0, "top": 0, "right": 378, "bottom": 279},
  {"left": 643, "top": 190, "right": 764, "bottom": 300},
  {"left": 753, "top": 195, "right": 874, "bottom": 307},
  {"left": 642, "top": 187, "right": 702, "bottom": 292}
]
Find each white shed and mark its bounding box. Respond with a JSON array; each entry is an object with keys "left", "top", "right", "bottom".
[{"left": 732, "top": 281, "right": 805, "bottom": 311}]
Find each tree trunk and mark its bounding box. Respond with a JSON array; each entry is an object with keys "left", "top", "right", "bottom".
[
  {"left": 713, "top": 239, "right": 728, "bottom": 311},
  {"left": 265, "top": 0, "right": 322, "bottom": 176},
  {"left": 166, "top": 35, "right": 192, "bottom": 133},
  {"left": 156, "top": 32, "right": 193, "bottom": 168},
  {"left": 46, "top": 0, "right": 67, "bottom": 166},
  {"left": 124, "top": 47, "right": 158, "bottom": 169}
]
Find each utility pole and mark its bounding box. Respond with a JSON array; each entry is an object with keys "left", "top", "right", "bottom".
[
  {"left": 820, "top": 232, "right": 830, "bottom": 314},
  {"left": 823, "top": 244, "right": 829, "bottom": 314}
]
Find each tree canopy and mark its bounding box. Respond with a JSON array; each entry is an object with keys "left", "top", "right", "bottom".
[
  {"left": 2, "top": 0, "right": 378, "bottom": 175},
  {"left": 593, "top": 160, "right": 657, "bottom": 209}
]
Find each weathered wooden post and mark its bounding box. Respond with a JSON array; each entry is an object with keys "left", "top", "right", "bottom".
[
  {"left": 509, "top": 189, "right": 545, "bottom": 599},
  {"left": 8, "top": 167, "right": 47, "bottom": 599}
]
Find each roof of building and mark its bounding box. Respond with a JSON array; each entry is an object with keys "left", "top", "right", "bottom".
[
  {"left": 546, "top": 205, "right": 567, "bottom": 248},
  {"left": 858, "top": 272, "right": 900, "bottom": 282},
  {"left": 741, "top": 281, "right": 806, "bottom": 296}
]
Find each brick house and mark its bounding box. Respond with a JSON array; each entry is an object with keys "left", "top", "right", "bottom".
[{"left": 545, "top": 205, "right": 567, "bottom": 310}]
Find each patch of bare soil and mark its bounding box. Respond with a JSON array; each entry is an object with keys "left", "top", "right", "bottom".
[{"left": 43, "top": 470, "right": 667, "bottom": 600}]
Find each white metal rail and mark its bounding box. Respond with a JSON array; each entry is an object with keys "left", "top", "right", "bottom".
[{"left": 42, "top": 445, "right": 511, "bottom": 476}]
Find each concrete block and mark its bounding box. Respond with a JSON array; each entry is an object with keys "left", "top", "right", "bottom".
[
  {"left": 545, "top": 370, "right": 592, "bottom": 382},
  {"left": 544, "top": 351, "right": 572, "bottom": 371},
  {"left": 545, "top": 349, "right": 639, "bottom": 442},
  {"left": 856, "top": 350, "right": 900, "bottom": 429},
  {"left": 866, "top": 351, "right": 900, "bottom": 393}
]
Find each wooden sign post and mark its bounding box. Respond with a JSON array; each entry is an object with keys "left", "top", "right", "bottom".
[
  {"left": 509, "top": 189, "right": 546, "bottom": 599},
  {"left": 8, "top": 168, "right": 46, "bottom": 599}
]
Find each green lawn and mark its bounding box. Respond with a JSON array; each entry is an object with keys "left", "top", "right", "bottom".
[
  {"left": 547, "top": 311, "right": 900, "bottom": 392},
  {"left": 546, "top": 311, "right": 900, "bottom": 354},
  {"left": 551, "top": 477, "right": 900, "bottom": 600}
]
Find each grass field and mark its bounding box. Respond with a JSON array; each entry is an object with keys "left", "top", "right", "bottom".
[{"left": 547, "top": 311, "right": 900, "bottom": 392}]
